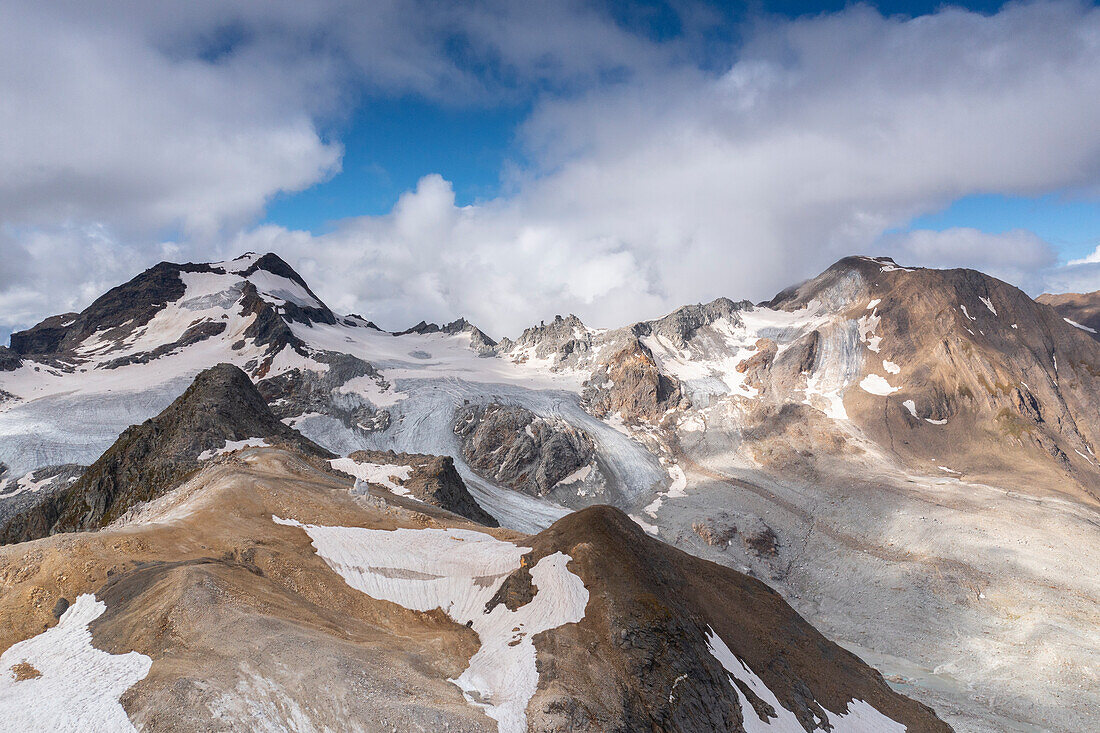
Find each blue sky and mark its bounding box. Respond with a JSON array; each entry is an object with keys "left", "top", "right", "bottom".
[
  {"left": 257, "top": 0, "right": 1100, "bottom": 268},
  {"left": 5, "top": 0, "right": 1100, "bottom": 336}
]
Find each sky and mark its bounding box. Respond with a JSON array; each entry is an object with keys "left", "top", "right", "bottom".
[{"left": 5, "top": 0, "right": 1100, "bottom": 342}]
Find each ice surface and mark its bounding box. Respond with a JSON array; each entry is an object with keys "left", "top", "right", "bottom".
[
  {"left": 273, "top": 517, "right": 588, "bottom": 733},
  {"left": 0, "top": 594, "right": 151, "bottom": 732}
]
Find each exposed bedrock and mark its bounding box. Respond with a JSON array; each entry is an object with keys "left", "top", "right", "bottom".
[
  {"left": 257, "top": 351, "right": 392, "bottom": 434},
  {"left": 346, "top": 448, "right": 498, "bottom": 527},
  {"left": 583, "top": 338, "right": 686, "bottom": 423},
  {"left": 454, "top": 403, "right": 595, "bottom": 497}
]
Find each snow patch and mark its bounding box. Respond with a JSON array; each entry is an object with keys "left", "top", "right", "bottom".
[
  {"left": 803, "top": 373, "right": 848, "bottom": 421},
  {"left": 198, "top": 437, "right": 269, "bottom": 460},
  {"left": 329, "top": 457, "right": 414, "bottom": 495},
  {"left": 959, "top": 305, "right": 976, "bottom": 321},
  {"left": 979, "top": 297, "right": 997, "bottom": 316},
  {"left": 629, "top": 514, "right": 660, "bottom": 536},
  {"left": 336, "top": 374, "right": 407, "bottom": 408},
  {"left": 882, "top": 360, "right": 900, "bottom": 374},
  {"left": 857, "top": 309, "right": 882, "bottom": 353},
  {"left": 272, "top": 517, "right": 587, "bottom": 733},
  {"left": 902, "top": 399, "right": 918, "bottom": 418},
  {"left": 859, "top": 374, "right": 898, "bottom": 396},
  {"left": 1064, "top": 318, "right": 1097, "bottom": 334},
  {"left": 0, "top": 594, "right": 151, "bottom": 732},
  {"left": 644, "top": 464, "right": 688, "bottom": 518},
  {"left": 554, "top": 463, "right": 592, "bottom": 488}
]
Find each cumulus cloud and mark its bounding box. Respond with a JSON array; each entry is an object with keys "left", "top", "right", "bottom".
[{"left": 5, "top": 1, "right": 1100, "bottom": 338}]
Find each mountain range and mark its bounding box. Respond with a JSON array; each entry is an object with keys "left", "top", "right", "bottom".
[{"left": 1, "top": 251, "right": 1097, "bottom": 732}]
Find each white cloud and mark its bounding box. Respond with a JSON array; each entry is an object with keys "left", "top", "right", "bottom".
[
  {"left": 5, "top": 1, "right": 1100, "bottom": 337},
  {"left": 1067, "top": 244, "right": 1100, "bottom": 266},
  {"left": 881, "top": 228, "right": 1059, "bottom": 292}
]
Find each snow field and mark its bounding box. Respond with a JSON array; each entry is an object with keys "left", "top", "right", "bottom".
[
  {"left": 272, "top": 517, "right": 588, "bottom": 733},
  {"left": 0, "top": 594, "right": 151, "bottom": 732}
]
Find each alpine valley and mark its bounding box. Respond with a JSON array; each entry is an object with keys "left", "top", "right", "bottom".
[{"left": 1, "top": 252, "right": 1097, "bottom": 732}]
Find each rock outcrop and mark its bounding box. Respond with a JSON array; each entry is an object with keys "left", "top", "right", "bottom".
[
  {"left": 0, "top": 346, "right": 22, "bottom": 371},
  {"left": 345, "top": 449, "right": 498, "bottom": 526},
  {"left": 258, "top": 351, "right": 391, "bottom": 433},
  {"left": 583, "top": 339, "right": 685, "bottom": 423},
  {"left": 454, "top": 403, "right": 595, "bottom": 497}
]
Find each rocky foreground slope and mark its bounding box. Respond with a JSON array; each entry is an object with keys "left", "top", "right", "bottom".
[
  {"left": 1, "top": 252, "right": 1098, "bottom": 731},
  {"left": 0, "top": 437, "right": 946, "bottom": 731}
]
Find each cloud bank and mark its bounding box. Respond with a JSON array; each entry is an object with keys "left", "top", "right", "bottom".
[{"left": 4, "top": 1, "right": 1100, "bottom": 338}]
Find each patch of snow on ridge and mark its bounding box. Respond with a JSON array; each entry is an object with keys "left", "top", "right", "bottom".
[
  {"left": 959, "top": 305, "right": 976, "bottom": 321},
  {"left": 198, "top": 437, "right": 269, "bottom": 460},
  {"left": 857, "top": 309, "right": 881, "bottom": 353},
  {"left": 979, "top": 297, "right": 997, "bottom": 316},
  {"left": 704, "top": 626, "right": 906, "bottom": 733},
  {"left": 859, "top": 374, "right": 898, "bottom": 396},
  {"left": 329, "top": 457, "right": 414, "bottom": 495},
  {"left": 866, "top": 299, "right": 880, "bottom": 310},
  {"left": 0, "top": 594, "right": 152, "bottom": 732},
  {"left": 903, "top": 399, "right": 918, "bottom": 418},
  {"left": 641, "top": 306, "right": 828, "bottom": 402},
  {"left": 1064, "top": 318, "right": 1098, "bottom": 334},
  {"left": 630, "top": 514, "right": 660, "bottom": 536},
  {"left": 803, "top": 373, "right": 848, "bottom": 421},
  {"left": 272, "top": 517, "right": 588, "bottom": 733},
  {"left": 882, "top": 360, "right": 900, "bottom": 374}
]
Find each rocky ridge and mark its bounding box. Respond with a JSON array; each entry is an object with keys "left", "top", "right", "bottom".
[{"left": 0, "top": 363, "right": 331, "bottom": 545}]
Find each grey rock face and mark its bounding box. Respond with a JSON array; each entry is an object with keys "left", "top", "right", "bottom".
[
  {"left": 498, "top": 314, "right": 592, "bottom": 362},
  {"left": 583, "top": 339, "right": 685, "bottom": 423},
  {"left": 395, "top": 318, "right": 498, "bottom": 355},
  {"left": 257, "top": 351, "right": 391, "bottom": 434},
  {"left": 346, "top": 449, "right": 498, "bottom": 526},
  {"left": 633, "top": 297, "right": 749, "bottom": 348},
  {"left": 0, "top": 464, "right": 85, "bottom": 545},
  {"left": 0, "top": 346, "right": 22, "bottom": 371},
  {"left": 454, "top": 403, "right": 595, "bottom": 497}
]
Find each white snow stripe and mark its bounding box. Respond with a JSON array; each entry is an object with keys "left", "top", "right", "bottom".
[{"left": 272, "top": 516, "right": 587, "bottom": 733}]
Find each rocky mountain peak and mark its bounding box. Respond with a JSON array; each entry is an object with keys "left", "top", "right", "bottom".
[
  {"left": 6, "top": 252, "right": 337, "bottom": 375},
  {"left": 634, "top": 297, "right": 750, "bottom": 347},
  {"left": 0, "top": 363, "right": 331, "bottom": 545},
  {"left": 498, "top": 313, "right": 592, "bottom": 361},
  {"left": 1037, "top": 290, "right": 1100, "bottom": 341}
]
